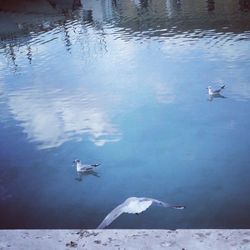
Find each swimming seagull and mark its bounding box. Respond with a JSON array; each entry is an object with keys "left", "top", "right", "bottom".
[
  {"left": 72, "top": 159, "right": 100, "bottom": 173},
  {"left": 97, "top": 197, "right": 185, "bottom": 229},
  {"left": 207, "top": 85, "right": 225, "bottom": 96},
  {"left": 207, "top": 85, "right": 226, "bottom": 101}
]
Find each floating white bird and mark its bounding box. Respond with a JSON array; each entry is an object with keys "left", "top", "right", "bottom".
[
  {"left": 97, "top": 197, "right": 185, "bottom": 229},
  {"left": 207, "top": 85, "right": 226, "bottom": 101},
  {"left": 207, "top": 85, "right": 225, "bottom": 96},
  {"left": 72, "top": 159, "right": 100, "bottom": 173}
]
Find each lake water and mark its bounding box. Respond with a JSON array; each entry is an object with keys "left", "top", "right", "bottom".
[{"left": 0, "top": 0, "right": 250, "bottom": 229}]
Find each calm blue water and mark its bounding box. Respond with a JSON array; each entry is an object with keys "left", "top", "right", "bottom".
[{"left": 0, "top": 0, "right": 250, "bottom": 229}]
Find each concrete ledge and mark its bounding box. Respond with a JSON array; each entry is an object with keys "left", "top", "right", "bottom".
[{"left": 0, "top": 229, "right": 250, "bottom": 249}]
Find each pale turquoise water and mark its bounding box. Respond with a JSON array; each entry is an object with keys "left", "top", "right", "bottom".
[{"left": 0, "top": 0, "right": 250, "bottom": 229}]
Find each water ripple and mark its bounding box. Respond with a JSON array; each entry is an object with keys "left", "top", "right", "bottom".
[{"left": 0, "top": 0, "right": 250, "bottom": 229}]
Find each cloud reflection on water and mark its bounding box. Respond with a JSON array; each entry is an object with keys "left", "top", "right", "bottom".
[{"left": 8, "top": 87, "right": 121, "bottom": 149}]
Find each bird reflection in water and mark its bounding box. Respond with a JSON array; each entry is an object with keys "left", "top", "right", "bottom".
[
  {"left": 208, "top": 93, "right": 226, "bottom": 101},
  {"left": 75, "top": 170, "right": 100, "bottom": 182}
]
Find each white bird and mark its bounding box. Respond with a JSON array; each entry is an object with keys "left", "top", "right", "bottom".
[
  {"left": 97, "top": 197, "right": 185, "bottom": 229},
  {"left": 72, "top": 159, "right": 100, "bottom": 173},
  {"left": 207, "top": 85, "right": 225, "bottom": 96}
]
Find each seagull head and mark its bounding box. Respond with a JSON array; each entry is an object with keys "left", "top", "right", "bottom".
[
  {"left": 72, "top": 159, "right": 81, "bottom": 166},
  {"left": 207, "top": 86, "right": 214, "bottom": 95}
]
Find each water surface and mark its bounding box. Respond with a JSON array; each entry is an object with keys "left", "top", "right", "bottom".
[{"left": 0, "top": 0, "right": 250, "bottom": 229}]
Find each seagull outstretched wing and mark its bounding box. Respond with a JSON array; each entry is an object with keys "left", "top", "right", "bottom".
[
  {"left": 97, "top": 203, "right": 125, "bottom": 229},
  {"left": 146, "top": 198, "right": 185, "bottom": 209},
  {"left": 97, "top": 197, "right": 185, "bottom": 229}
]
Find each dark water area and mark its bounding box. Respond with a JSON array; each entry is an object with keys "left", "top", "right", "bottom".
[{"left": 0, "top": 0, "right": 250, "bottom": 229}]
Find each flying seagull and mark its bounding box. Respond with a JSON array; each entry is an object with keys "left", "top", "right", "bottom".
[
  {"left": 97, "top": 197, "right": 185, "bottom": 229},
  {"left": 72, "top": 159, "right": 100, "bottom": 173}
]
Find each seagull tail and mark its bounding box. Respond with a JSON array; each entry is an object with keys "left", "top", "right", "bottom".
[
  {"left": 220, "top": 85, "right": 225, "bottom": 90},
  {"left": 172, "top": 205, "right": 186, "bottom": 210},
  {"left": 91, "top": 163, "right": 100, "bottom": 167}
]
